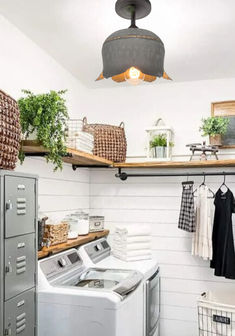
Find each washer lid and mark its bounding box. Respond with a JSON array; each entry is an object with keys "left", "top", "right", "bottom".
[{"left": 64, "top": 268, "right": 143, "bottom": 298}]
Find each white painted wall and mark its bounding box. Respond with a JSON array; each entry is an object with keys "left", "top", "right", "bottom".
[
  {"left": 0, "top": 15, "right": 90, "bottom": 218},
  {"left": 85, "top": 78, "right": 235, "bottom": 159}
]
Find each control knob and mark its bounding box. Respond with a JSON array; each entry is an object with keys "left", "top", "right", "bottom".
[
  {"left": 58, "top": 258, "right": 66, "bottom": 268},
  {"left": 95, "top": 244, "right": 102, "bottom": 252}
]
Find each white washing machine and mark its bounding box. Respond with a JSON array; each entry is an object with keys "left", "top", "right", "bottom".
[
  {"left": 38, "top": 248, "right": 144, "bottom": 336},
  {"left": 78, "top": 238, "right": 160, "bottom": 336}
]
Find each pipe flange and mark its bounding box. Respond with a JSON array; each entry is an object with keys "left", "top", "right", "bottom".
[{"left": 115, "top": 0, "right": 151, "bottom": 20}]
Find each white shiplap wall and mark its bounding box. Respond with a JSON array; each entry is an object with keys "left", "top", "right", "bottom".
[
  {"left": 90, "top": 168, "right": 235, "bottom": 336},
  {"left": 15, "top": 157, "right": 90, "bottom": 219}
]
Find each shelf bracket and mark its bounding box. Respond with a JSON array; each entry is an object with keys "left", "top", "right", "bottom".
[
  {"left": 72, "top": 164, "right": 112, "bottom": 171},
  {"left": 115, "top": 168, "right": 128, "bottom": 180},
  {"left": 25, "top": 152, "right": 73, "bottom": 158}
]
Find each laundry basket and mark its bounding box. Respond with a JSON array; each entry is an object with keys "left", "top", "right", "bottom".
[{"left": 198, "top": 291, "right": 235, "bottom": 336}]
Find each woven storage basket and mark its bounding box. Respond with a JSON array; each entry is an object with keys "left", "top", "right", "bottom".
[
  {"left": 0, "top": 89, "right": 21, "bottom": 170},
  {"left": 82, "top": 117, "right": 127, "bottom": 162}
]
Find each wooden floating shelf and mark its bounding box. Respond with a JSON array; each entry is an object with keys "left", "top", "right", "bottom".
[
  {"left": 22, "top": 142, "right": 235, "bottom": 169},
  {"left": 38, "top": 230, "right": 109, "bottom": 259},
  {"left": 22, "top": 141, "right": 113, "bottom": 167},
  {"left": 114, "top": 159, "right": 235, "bottom": 169}
]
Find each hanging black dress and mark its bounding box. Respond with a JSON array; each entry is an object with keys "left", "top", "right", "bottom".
[{"left": 210, "top": 188, "right": 235, "bottom": 279}]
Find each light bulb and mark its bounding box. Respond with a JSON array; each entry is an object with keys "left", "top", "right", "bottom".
[
  {"left": 125, "top": 67, "right": 145, "bottom": 85},
  {"left": 129, "top": 67, "right": 141, "bottom": 79}
]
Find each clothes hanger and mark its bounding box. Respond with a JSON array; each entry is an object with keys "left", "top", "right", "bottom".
[
  {"left": 194, "top": 174, "right": 215, "bottom": 197},
  {"left": 219, "top": 173, "right": 229, "bottom": 193},
  {"left": 182, "top": 174, "right": 194, "bottom": 187}
]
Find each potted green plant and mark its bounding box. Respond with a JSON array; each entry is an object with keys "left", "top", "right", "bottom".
[
  {"left": 199, "top": 116, "right": 229, "bottom": 146},
  {"left": 18, "top": 89, "right": 69, "bottom": 171},
  {"left": 150, "top": 134, "right": 174, "bottom": 158}
]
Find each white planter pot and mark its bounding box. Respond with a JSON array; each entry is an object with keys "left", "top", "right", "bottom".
[{"left": 153, "top": 146, "right": 166, "bottom": 158}]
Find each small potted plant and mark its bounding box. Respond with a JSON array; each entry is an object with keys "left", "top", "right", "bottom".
[
  {"left": 199, "top": 116, "right": 229, "bottom": 146},
  {"left": 18, "top": 89, "right": 69, "bottom": 171},
  {"left": 150, "top": 134, "right": 174, "bottom": 159}
]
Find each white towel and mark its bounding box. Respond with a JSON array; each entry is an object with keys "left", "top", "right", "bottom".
[
  {"left": 113, "top": 242, "right": 151, "bottom": 251},
  {"left": 114, "top": 225, "right": 151, "bottom": 237},
  {"left": 113, "top": 251, "right": 152, "bottom": 262},
  {"left": 112, "top": 249, "right": 151, "bottom": 257},
  {"left": 113, "top": 235, "right": 151, "bottom": 244}
]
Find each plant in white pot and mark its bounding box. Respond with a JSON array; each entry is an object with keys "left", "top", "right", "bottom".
[
  {"left": 200, "top": 117, "right": 229, "bottom": 146},
  {"left": 18, "top": 89, "right": 69, "bottom": 171},
  {"left": 150, "top": 134, "right": 174, "bottom": 159}
]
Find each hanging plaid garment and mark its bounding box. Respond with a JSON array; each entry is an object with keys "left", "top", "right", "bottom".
[{"left": 178, "top": 183, "right": 196, "bottom": 232}]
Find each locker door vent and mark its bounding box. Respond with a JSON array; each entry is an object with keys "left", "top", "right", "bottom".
[{"left": 16, "top": 198, "right": 26, "bottom": 216}]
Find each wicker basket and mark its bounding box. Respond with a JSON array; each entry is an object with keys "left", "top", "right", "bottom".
[
  {"left": 82, "top": 117, "right": 127, "bottom": 162},
  {"left": 43, "top": 223, "right": 68, "bottom": 246},
  {"left": 0, "top": 89, "right": 21, "bottom": 170}
]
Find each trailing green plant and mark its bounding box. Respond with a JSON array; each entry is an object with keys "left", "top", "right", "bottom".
[
  {"left": 150, "top": 134, "right": 174, "bottom": 148},
  {"left": 18, "top": 90, "right": 69, "bottom": 171},
  {"left": 199, "top": 117, "right": 229, "bottom": 137}
]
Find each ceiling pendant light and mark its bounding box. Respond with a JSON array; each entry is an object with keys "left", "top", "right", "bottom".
[{"left": 96, "top": 0, "right": 171, "bottom": 85}]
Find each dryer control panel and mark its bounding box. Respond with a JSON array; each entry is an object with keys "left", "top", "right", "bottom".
[{"left": 85, "top": 238, "right": 111, "bottom": 264}]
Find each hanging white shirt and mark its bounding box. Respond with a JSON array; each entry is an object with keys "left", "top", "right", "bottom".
[{"left": 192, "top": 185, "right": 214, "bottom": 260}]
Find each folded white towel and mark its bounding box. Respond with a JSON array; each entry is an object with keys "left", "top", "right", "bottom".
[
  {"left": 114, "top": 225, "right": 151, "bottom": 237},
  {"left": 112, "top": 248, "right": 151, "bottom": 257},
  {"left": 113, "top": 242, "right": 151, "bottom": 251},
  {"left": 113, "top": 235, "right": 151, "bottom": 244},
  {"left": 113, "top": 251, "right": 152, "bottom": 262}
]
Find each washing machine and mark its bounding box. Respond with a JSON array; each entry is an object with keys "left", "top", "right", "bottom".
[
  {"left": 78, "top": 237, "right": 160, "bottom": 336},
  {"left": 38, "top": 248, "right": 144, "bottom": 336}
]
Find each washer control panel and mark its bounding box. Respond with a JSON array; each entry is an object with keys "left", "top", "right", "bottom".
[
  {"left": 85, "top": 238, "right": 111, "bottom": 264},
  {"left": 39, "top": 249, "right": 83, "bottom": 280}
]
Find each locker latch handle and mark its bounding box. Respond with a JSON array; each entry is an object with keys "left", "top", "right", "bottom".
[
  {"left": 6, "top": 200, "right": 13, "bottom": 211},
  {"left": 5, "top": 262, "right": 13, "bottom": 274},
  {"left": 4, "top": 328, "right": 12, "bottom": 335}
]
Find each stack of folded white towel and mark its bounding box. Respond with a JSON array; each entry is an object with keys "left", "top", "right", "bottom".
[
  {"left": 112, "top": 225, "right": 152, "bottom": 262},
  {"left": 66, "top": 131, "right": 94, "bottom": 154}
]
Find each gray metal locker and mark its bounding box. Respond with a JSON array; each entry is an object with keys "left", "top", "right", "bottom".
[
  {"left": 5, "top": 176, "right": 36, "bottom": 238},
  {"left": 5, "top": 233, "right": 36, "bottom": 300},
  {"left": 4, "top": 288, "right": 36, "bottom": 336},
  {"left": 0, "top": 171, "right": 38, "bottom": 336}
]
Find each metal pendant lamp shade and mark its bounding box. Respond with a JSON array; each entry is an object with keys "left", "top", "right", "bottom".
[{"left": 96, "top": 0, "right": 171, "bottom": 84}]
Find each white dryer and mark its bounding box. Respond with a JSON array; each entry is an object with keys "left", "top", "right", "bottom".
[
  {"left": 38, "top": 248, "right": 144, "bottom": 336},
  {"left": 78, "top": 238, "right": 160, "bottom": 336}
]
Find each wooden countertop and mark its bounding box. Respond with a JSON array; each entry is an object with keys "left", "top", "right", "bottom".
[{"left": 38, "top": 230, "right": 109, "bottom": 259}]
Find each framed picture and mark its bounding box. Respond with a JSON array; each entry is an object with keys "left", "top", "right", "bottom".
[{"left": 211, "top": 100, "right": 235, "bottom": 148}]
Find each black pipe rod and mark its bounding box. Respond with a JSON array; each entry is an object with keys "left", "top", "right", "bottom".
[{"left": 115, "top": 170, "right": 235, "bottom": 180}]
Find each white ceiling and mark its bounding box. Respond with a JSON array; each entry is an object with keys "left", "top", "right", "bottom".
[{"left": 0, "top": 0, "right": 235, "bottom": 89}]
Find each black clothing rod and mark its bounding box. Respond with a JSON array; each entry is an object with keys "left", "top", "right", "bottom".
[{"left": 115, "top": 168, "right": 235, "bottom": 181}]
